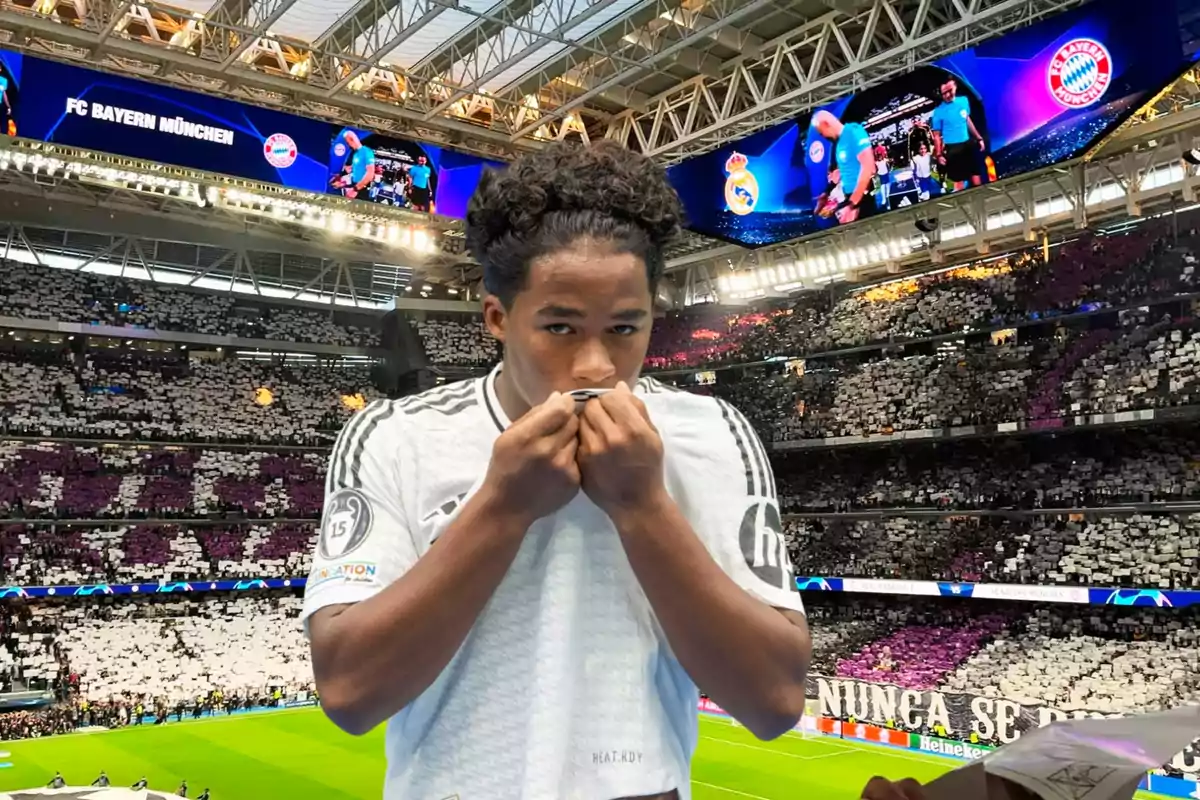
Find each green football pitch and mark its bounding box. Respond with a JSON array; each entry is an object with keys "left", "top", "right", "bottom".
[{"left": 0, "top": 709, "right": 1173, "bottom": 799}]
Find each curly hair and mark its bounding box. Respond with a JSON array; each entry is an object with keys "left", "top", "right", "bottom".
[{"left": 465, "top": 140, "right": 683, "bottom": 306}]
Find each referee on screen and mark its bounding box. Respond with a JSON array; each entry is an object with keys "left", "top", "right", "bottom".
[{"left": 930, "top": 78, "right": 985, "bottom": 192}]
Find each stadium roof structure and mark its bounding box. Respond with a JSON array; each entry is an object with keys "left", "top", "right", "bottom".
[
  {"left": 0, "top": 0, "right": 1091, "bottom": 161},
  {"left": 1, "top": 0, "right": 1200, "bottom": 310}
]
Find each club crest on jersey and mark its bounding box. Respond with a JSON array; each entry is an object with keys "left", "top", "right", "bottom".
[
  {"left": 1048, "top": 38, "right": 1112, "bottom": 109},
  {"left": 738, "top": 501, "right": 795, "bottom": 591},
  {"left": 319, "top": 488, "right": 373, "bottom": 560}
]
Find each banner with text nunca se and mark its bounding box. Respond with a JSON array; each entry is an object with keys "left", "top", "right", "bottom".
[{"left": 808, "top": 674, "right": 1200, "bottom": 780}]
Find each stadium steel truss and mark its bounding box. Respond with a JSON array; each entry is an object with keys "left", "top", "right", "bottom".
[
  {"left": 0, "top": 0, "right": 1094, "bottom": 158},
  {"left": 2, "top": 0, "right": 1200, "bottom": 309}
]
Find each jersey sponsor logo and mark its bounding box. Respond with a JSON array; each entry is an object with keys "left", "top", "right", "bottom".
[
  {"left": 1048, "top": 38, "right": 1112, "bottom": 109},
  {"left": 308, "top": 560, "right": 379, "bottom": 589},
  {"left": 738, "top": 501, "right": 795, "bottom": 591},
  {"left": 263, "top": 133, "right": 298, "bottom": 168},
  {"left": 319, "top": 488, "right": 373, "bottom": 560},
  {"left": 808, "top": 140, "right": 825, "bottom": 163}
]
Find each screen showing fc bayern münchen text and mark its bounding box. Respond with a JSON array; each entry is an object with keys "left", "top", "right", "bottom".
[
  {"left": 2, "top": 51, "right": 332, "bottom": 193},
  {"left": 667, "top": 0, "right": 1200, "bottom": 247},
  {"left": 0, "top": 47, "right": 502, "bottom": 219}
]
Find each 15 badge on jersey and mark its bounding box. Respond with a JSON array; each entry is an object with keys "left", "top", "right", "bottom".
[{"left": 319, "top": 488, "right": 374, "bottom": 560}]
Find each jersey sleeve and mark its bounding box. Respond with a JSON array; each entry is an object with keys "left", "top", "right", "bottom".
[
  {"left": 672, "top": 397, "right": 804, "bottom": 614},
  {"left": 301, "top": 399, "right": 417, "bottom": 629},
  {"left": 853, "top": 127, "right": 872, "bottom": 153}
]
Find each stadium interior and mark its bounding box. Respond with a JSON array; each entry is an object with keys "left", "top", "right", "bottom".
[{"left": 2, "top": 0, "right": 1200, "bottom": 797}]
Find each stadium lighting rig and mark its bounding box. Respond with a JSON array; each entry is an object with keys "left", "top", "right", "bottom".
[
  {"left": 716, "top": 237, "right": 922, "bottom": 301},
  {"left": 0, "top": 142, "right": 443, "bottom": 256}
]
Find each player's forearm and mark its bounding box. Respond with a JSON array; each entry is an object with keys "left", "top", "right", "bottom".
[
  {"left": 310, "top": 486, "right": 533, "bottom": 735},
  {"left": 354, "top": 169, "right": 375, "bottom": 191},
  {"left": 610, "top": 491, "right": 810, "bottom": 741}
]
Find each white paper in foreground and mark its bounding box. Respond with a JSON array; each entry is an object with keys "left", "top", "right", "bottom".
[{"left": 980, "top": 705, "right": 1200, "bottom": 800}]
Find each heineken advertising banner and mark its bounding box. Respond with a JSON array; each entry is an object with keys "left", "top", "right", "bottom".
[{"left": 809, "top": 675, "right": 1200, "bottom": 778}]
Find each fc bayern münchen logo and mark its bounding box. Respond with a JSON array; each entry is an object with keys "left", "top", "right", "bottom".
[
  {"left": 263, "top": 132, "right": 298, "bottom": 168},
  {"left": 1048, "top": 38, "right": 1112, "bottom": 109}
]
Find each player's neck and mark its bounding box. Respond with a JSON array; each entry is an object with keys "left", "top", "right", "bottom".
[{"left": 493, "top": 368, "right": 531, "bottom": 424}]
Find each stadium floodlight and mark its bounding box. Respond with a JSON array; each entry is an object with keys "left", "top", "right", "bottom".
[{"left": 412, "top": 228, "right": 430, "bottom": 252}]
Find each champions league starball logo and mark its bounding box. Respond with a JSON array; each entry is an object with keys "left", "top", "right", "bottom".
[
  {"left": 723, "top": 152, "right": 759, "bottom": 217},
  {"left": 1103, "top": 588, "right": 1172, "bottom": 607},
  {"left": 794, "top": 577, "right": 832, "bottom": 592},
  {"left": 263, "top": 133, "right": 299, "bottom": 168},
  {"left": 1048, "top": 38, "right": 1113, "bottom": 108}
]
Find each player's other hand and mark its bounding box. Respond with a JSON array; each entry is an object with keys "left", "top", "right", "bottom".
[
  {"left": 837, "top": 204, "right": 861, "bottom": 225},
  {"left": 345, "top": 188, "right": 358, "bottom": 199},
  {"left": 861, "top": 777, "right": 925, "bottom": 800},
  {"left": 577, "top": 382, "right": 665, "bottom": 517},
  {"left": 484, "top": 391, "right": 580, "bottom": 524}
]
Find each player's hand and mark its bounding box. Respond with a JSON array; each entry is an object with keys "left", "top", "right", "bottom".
[
  {"left": 483, "top": 391, "right": 580, "bottom": 524},
  {"left": 978, "top": 139, "right": 986, "bottom": 151},
  {"left": 938, "top": 155, "right": 947, "bottom": 165},
  {"left": 577, "top": 382, "right": 665, "bottom": 517},
  {"left": 861, "top": 777, "right": 925, "bottom": 800},
  {"left": 345, "top": 188, "right": 358, "bottom": 199},
  {"left": 837, "top": 204, "right": 861, "bottom": 225}
]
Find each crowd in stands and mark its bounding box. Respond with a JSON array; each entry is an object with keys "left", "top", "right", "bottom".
[
  {"left": 786, "top": 513, "right": 1200, "bottom": 588},
  {"left": 0, "top": 262, "right": 381, "bottom": 348},
  {"left": 0, "top": 592, "right": 313, "bottom": 739},
  {"left": 651, "top": 221, "right": 1195, "bottom": 369},
  {"left": 808, "top": 599, "right": 1200, "bottom": 718},
  {"left": 0, "top": 523, "right": 315, "bottom": 585},
  {"left": 777, "top": 428, "right": 1200, "bottom": 512},
  {"left": 3, "top": 219, "right": 1200, "bottom": 769},
  {"left": 0, "top": 351, "right": 377, "bottom": 445},
  {"left": 714, "top": 307, "right": 1200, "bottom": 443},
  {"left": 415, "top": 318, "right": 500, "bottom": 367},
  {"left": 0, "top": 442, "right": 326, "bottom": 520}
]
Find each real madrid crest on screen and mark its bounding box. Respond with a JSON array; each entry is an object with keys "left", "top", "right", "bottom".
[
  {"left": 738, "top": 501, "right": 795, "bottom": 592},
  {"left": 722, "top": 152, "right": 758, "bottom": 217},
  {"left": 319, "top": 488, "right": 374, "bottom": 560}
]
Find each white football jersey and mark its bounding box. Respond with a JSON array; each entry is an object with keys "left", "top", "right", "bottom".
[{"left": 302, "top": 365, "right": 804, "bottom": 800}]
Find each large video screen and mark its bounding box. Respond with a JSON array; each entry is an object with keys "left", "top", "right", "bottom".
[
  {"left": 0, "top": 49, "right": 20, "bottom": 140},
  {"left": 3, "top": 51, "right": 333, "bottom": 193},
  {"left": 327, "top": 127, "right": 503, "bottom": 219},
  {"left": 0, "top": 47, "right": 501, "bottom": 219},
  {"left": 668, "top": 0, "right": 1199, "bottom": 247}
]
